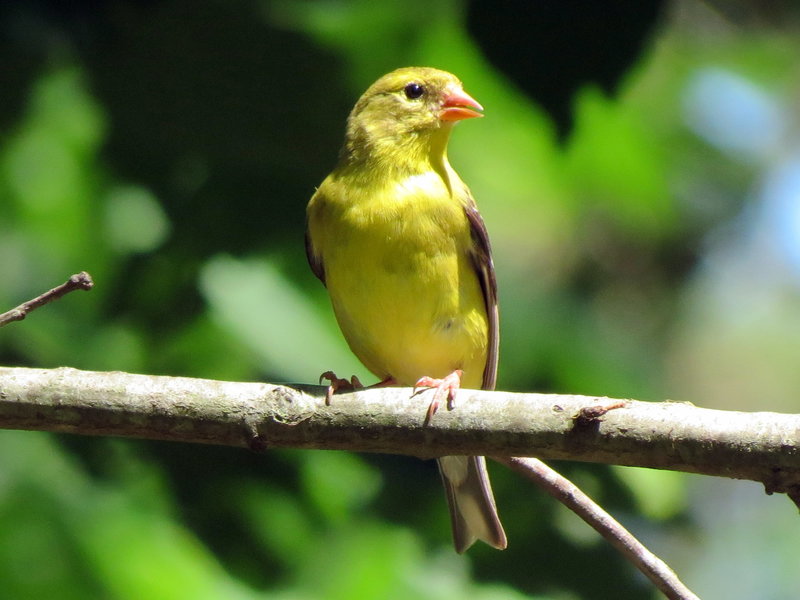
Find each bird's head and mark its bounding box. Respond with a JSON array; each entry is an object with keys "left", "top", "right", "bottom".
[{"left": 341, "top": 67, "right": 482, "bottom": 169}]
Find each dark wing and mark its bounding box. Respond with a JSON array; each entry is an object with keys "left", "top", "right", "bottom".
[
  {"left": 305, "top": 188, "right": 327, "bottom": 285},
  {"left": 305, "top": 227, "right": 326, "bottom": 285},
  {"left": 464, "top": 197, "right": 499, "bottom": 391}
]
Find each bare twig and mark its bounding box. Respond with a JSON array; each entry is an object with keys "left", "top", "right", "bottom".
[
  {"left": 0, "top": 272, "right": 94, "bottom": 327},
  {"left": 497, "top": 456, "right": 700, "bottom": 600}
]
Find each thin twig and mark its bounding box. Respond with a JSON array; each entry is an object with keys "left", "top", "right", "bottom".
[
  {"left": 0, "top": 272, "right": 94, "bottom": 328},
  {"left": 496, "top": 456, "right": 700, "bottom": 600}
]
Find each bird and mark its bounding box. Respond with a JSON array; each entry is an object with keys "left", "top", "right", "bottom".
[{"left": 305, "top": 66, "right": 506, "bottom": 553}]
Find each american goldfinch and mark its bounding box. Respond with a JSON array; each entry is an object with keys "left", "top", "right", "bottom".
[{"left": 306, "top": 66, "right": 506, "bottom": 553}]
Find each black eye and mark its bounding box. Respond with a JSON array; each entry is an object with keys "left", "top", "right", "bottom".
[{"left": 404, "top": 82, "right": 425, "bottom": 100}]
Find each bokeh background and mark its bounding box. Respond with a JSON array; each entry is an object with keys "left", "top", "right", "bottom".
[{"left": 2, "top": 0, "right": 800, "bottom": 598}]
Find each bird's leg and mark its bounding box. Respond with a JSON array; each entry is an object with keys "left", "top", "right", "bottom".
[
  {"left": 414, "top": 369, "right": 463, "bottom": 423},
  {"left": 318, "top": 372, "right": 396, "bottom": 405},
  {"left": 368, "top": 376, "right": 397, "bottom": 389},
  {"left": 319, "top": 371, "right": 364, "bottom": 405}
]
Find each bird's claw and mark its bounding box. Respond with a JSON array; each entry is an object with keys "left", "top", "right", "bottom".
[
  {"left": 414, "top": 369, "right": 463, "bottom": 423},
  {"left": 319, "top": 371, "right": 363, "bottom": 405}
]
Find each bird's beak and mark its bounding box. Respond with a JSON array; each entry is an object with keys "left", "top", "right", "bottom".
[{"left": 440, "top": 88, "right": 484, "bottom": 121}]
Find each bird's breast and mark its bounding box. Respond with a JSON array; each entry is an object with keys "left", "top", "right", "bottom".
[{"left": 309, "top": 171, "right": 488, "bottom": 388}]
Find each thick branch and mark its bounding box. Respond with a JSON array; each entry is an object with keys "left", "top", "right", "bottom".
[{"left": 1, "top": 366, "right": 799, "bottom": 501}]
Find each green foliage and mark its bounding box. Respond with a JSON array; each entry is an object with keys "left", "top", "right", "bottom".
[{"left": 2, "top": 1, "right": 800, "bottom": 598}]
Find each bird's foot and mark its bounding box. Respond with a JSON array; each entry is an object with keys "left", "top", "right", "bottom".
[
  {"left": 319, "top": 371, "right": 363, "bottom": 405},
  {"left": 414, "top": 369, "right": 463, "bottom": 424},
  {"left": 370, "top": 376, "right": 397, "bottom": 389}
]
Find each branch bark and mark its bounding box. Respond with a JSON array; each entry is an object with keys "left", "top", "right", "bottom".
[
  {"left": 1, "top": 365, "right": 799, "bottom": 504},
  {"left": 499, "top": 457, "right": 700, "bottom": 600}
]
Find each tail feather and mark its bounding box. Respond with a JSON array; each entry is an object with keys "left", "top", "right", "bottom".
[{"left": 438, "top": 455, "right": 507, "bottom": 553}]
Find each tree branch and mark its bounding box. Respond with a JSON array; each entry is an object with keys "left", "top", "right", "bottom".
[
  {"left": 0, "top": 272, "right": 94, "bottom": 327},
  {"left": 499, "top": 457, "right": 699, "bottom": 600},
  {"left": 11, "top": 365, "right": 792, "bottom": 598},
  {"left": 1, "top": 365, "right": 798, "bottom": 505}
]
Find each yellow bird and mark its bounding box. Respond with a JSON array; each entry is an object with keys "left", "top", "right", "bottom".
[{"left": 305, "top": 66, "right": 506, "bottom": 553}]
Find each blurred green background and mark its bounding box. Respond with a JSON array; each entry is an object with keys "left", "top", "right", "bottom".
[{"left": 2, "top": 0, "right": 800, "bottom": 598}]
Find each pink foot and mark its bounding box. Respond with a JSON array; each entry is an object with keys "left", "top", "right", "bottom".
[
  {"left": 319, "top": 371, "right": 363, "bottom": 405},
  {"left": 370, "top": 376, "right": 397, "bottom": 389},
  {"left": 414, "top": 369, "right": 463, "bottom": 422}
]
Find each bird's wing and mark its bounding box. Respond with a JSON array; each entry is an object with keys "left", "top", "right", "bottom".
[
  {"left": 463, "top": 197, "right": 498, "bottom": 391},
  {"left": 305, "top": 189, "right": 327, "bottom": 285},
  {"left": 305, "top": 229, "right": 326, "bottom": 285}
]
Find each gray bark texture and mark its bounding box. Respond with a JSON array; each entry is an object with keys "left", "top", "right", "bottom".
[{"left": 1, "top": 366, "right": 798, "bottom": 503}]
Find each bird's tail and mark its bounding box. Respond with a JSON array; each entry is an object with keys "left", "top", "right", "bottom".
[{"left": 438, "top": 455, "right": 507, "bottom": 553}]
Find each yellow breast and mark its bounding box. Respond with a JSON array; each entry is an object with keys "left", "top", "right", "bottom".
[{"left": 307, "top": 169, "right": 488, "bottom": 389}]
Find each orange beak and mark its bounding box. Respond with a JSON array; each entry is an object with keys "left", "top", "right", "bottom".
[{"left": 440, "top": 88, "right": 484, "bottom": 121}]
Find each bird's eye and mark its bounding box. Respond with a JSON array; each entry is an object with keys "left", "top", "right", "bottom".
[{"left": 404, "top": 82, "right": 425, "bottom": 100}]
